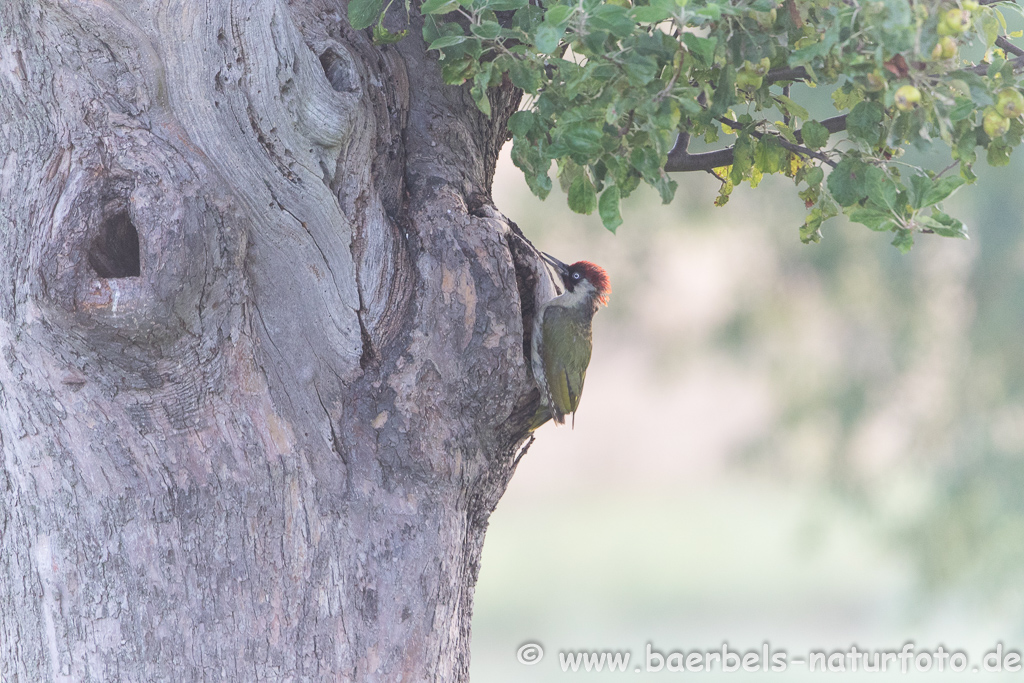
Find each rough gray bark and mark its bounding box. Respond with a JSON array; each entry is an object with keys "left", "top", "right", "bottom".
[{"left": 0, "top": 1, "right": 548, "bottom": 680}]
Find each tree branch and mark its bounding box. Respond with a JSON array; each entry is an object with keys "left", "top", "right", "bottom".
[
  {"left": 967, "top": 53, "right": 1024, "bottom": 74},
  {"left": 664, "top": 134, "right": 737, "bottom": 172},
  {"left": 996, "top": 36, "right": 1024, "bottom": 58},
  {"left": 766, "top": 66, "right": 810, "bottom": 84},
  {"left": 664, "top": 114, "right": 847, "bottom": 173},
  {"left": 796, "top": 114, "right": 848, "bottom": 139},
  {"left": 718, "top": 116, "right": 838, "bottom": 167}
]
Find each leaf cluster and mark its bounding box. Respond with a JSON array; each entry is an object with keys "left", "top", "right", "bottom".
[{"left": 349, "top": 0, "right": 1024, "bottom": 246}]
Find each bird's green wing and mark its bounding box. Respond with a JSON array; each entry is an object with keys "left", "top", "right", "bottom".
[{"left": 541, "top": 306, "right": 593, "bottom": 419}]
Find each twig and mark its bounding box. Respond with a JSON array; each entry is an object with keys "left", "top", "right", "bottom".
[
  {"left": 996, "top": 36, "right": 1024, "bottom": 58},
  {"left": 783, "top": 84, "right": 792, "bottom": 127},
  {"left": 512, "top": 435, "right": 535, "bottom": 468},
  {"left": 967, "top": 53, "right": 1024, "bottom": 75},
  {"left": 717, "top": 116, "right": 838, "bottom": 167},
  {"left": 934, "top": 161, "right": 959, "bottom": 179}
]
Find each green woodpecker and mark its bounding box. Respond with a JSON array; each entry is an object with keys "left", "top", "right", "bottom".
[{"left": 531, "top": 253, "right": 611, "bottom": 427}]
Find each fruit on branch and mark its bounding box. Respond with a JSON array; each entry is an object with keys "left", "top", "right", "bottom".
[
  {"left": 736, "top": 58, "right": 771, "bottom": 92},
  {"left": 931, "top": 36, "right": 958, "bottom": 60},
  {"left": 894, "top": 84, "right": 923, "bottom": 111},
  {"left": 996, "top": 89, "right": 1024, "bottom": 119},
  {"left": 938, "top": 8, "right": 971, "bottom": 36},
  {"left": 984, "top": 107, "right": 1011, "bottom": 137}
]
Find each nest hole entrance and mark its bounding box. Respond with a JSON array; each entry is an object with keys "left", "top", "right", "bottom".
[{"left": 88, "top": 209, "right": 140, "bottom": 278}]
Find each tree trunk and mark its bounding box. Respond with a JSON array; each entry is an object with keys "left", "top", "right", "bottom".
[{"left": 0, "top": 1, "right": 545, "bottom": 680}]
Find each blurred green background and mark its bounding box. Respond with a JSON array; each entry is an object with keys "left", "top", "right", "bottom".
[{"left": 469, "top": 134, "right": 1024, "bottom": 679}]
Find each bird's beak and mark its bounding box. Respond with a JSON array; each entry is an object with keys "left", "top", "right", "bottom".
[{"left": 540, "top": 252, "right": 570, "bottom": 278}]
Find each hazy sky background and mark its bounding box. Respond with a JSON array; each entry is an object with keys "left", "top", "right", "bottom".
[{"left": 469, "top": 133, "right": 1024, "bottom": 680}]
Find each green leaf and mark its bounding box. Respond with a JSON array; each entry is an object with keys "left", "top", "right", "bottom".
[
  {"left": 849, "top": 206, "right": 897, "bottom": 231},
  {"left": 981, "top": 8, "right": 1001, "bottom": 47},
  {"left": 534, "top": 22, "right": 565, "bottom": 53},
  {"left": 804, "top": 166, "right": 824, "bottom": 187},
  {"left": 832, "top": 83, "right": 864, "bottom": 111},
  {"left": 708, "top": 67, "right": 736, "bottom": 118},
  {"left": 954, "top": 127, "right": 978, "bottom": 164},
  {"left": 951, "top": 71, "right": 994, "bottom": 107},
  {"left": 846, "top": 101, "right": 884, "bottom": 143},
  {"left": 471, "top": 66, "right": 493, "bottom": 116},
  {"left": 800, "top": 208, "right": 826, "bottom": 243},
  {"left": 487, "top": 0, "right": 528, "bottom": 9},
  {"left": 681, "top": 33, "right": 716, "bottom": 65},
  {"left": 772, "top": 95, "right": 809, "bottom": 122},
  {"left": 507, "top": 111, "right": 536, "bottom": 138},
  {"left": 420, "top": 0, "right": 460, "bottom": 13},
  {"left": 826, "top": 157, "right": 869, "bottom": 207},
  {"left": 544, "top": 4, "right": 573, "bottom": 25},
  {"left": 558, "top": 158, "right": 583, "bottom": 194},
  {"left": 988, "top": 143, "right": 1012, "bottom": 167},
  {"left": 730, "top": 134, "right": 754, "bottom": 185},
  {"left": 562, "top": 124, "right": 603, "bottom": 156},
  {"left": 471, "top": 85, "right": 491, "bottom": 116},
  {"left": 695, "top": 3, "right": 722, "bottom": 21},
  {"left": 923, "top": 210, "right": 969, "bottom": 239},
  {"left": 864, "top": 167, "right": 898, "bottom": 210},
  {"left": 753, "top": 136, "right": 786, "bottom": 174},
  {"left": 568, "top": 173, "right": 598, "bottom": 214},
  {"left": 589, "top": 5, "right": 634, "bottom": 38},
  {"left": 511, "top": 140, "right": 552, "bottom": 199},
  {"left": 949, "top": 97, "right": 975, "bottom": 122},
  {"left": 801, "top": 120, "right": 830, "bottom": 150},
  {"left": 508, "top": 59, "right": 542, "bottom": 93},
  {"left": 630, "top": 146, "right": 661, "bottom": 178},
  {"left": 441, "top": 56, "right": 476, "bottom": 84},
  {"left": 632, "top": 5, "right": 673, "bottom": 23},
  {"left": 599, "top": 185, "right": 623, "bottom": 232},
  {"left": 429, "top": 35, "right": 468, "bottom": 50},
  {"left": 620, "top": 52, "right": 659, "bottom": 85},
  {"left": 776, "top": 122, "right": 798, "bottom": 144},
  {"left": 655, "top": 175, "right": 677, "bottom": 203},
  {"left": 859, "top": 0, "right": 913, "bottom": 54},
  {"left": 921, "top": 176, "right": 965, "bottom": 208},
  {"left": 471, "top": 20, "right": 501, "bottom": 39},
  {"left": 907, "top": 174, "right": 930, "bottom": 210},
  {"left": 348, "top": 0, "right": 383, "bottom": 30},
  {"left": 891, "top": 228, "right": 914, "bottom": 253}
]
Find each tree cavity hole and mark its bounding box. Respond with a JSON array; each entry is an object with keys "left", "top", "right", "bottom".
[{"left": 88, "top": 209, "right": 140, "bottom": 278}]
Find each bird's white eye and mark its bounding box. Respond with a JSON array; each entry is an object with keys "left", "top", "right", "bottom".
[{"left": 573, "top": 272, "right": 581, "bottom": 280}]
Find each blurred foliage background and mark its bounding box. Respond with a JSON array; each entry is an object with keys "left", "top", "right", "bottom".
[{"left": 470, "top": 132, "right": 1024, "bottom": 679}]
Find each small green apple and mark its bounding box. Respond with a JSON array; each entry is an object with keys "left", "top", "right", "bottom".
[
  {"left": 996, "top": 89, "right": 1024, "bottom": 118},
  {"left": 865, "top": 72, "right": 888, "bottom": 92},
  {"left": 984, "top": 107, "right": 1010, "bottom": 137},
  {"left": 736, "top": 58, "right": 770, "bottom": 92},
  {"left": 942, "top": 8, "right": 966, "bottom": 34},
  {"left": 931, "top": 36, "right": 957, "bottom": 60},
  {"left": 894, "top": 85, "right": 922, "bottom": 111}
]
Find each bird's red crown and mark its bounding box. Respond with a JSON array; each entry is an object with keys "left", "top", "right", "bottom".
[{"left": 572, "top": 261, "right": 611, "bottom": 306}]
